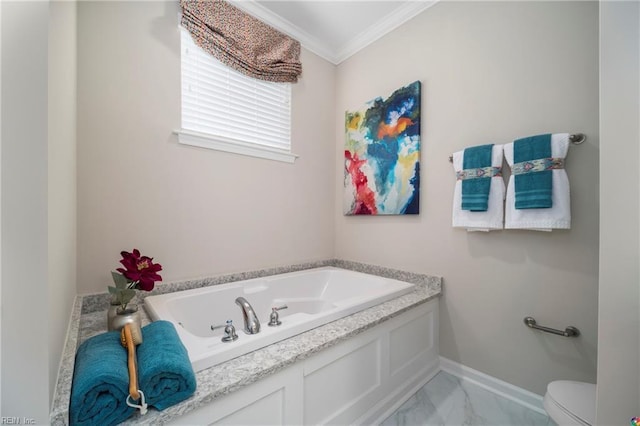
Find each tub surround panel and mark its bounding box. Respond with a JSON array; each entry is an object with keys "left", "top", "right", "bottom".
[
  {"left": 211, "top": 380, "right": 288, "bottom": 425},
  {"left": 390, "top": 310, "right": 435, "bottom": 375},
  {"left": 170, "top": 301, "right": 439, "bottom": 425},
  {"left": 51, "top": 260, "right": 441, "bottom": 424},
  {"left": 303, "top": 339, "right": 381, "bottom": 424}
]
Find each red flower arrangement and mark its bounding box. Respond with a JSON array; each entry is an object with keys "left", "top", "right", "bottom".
[{"left": 109, "top": 249, "right": 162, "bottom": 310}]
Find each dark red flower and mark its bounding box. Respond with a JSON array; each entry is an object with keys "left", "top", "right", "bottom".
[{"left": 116, "top": 249, "right": 163, "bottom": 291}]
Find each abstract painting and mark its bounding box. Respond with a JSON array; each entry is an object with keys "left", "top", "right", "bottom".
[{"left": 344, "top": 81, "right": 421, "bottom": 215}]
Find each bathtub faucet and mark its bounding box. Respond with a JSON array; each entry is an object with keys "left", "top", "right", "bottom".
[{"left": 235, "top": 297, "right": 261, "bottom": 334}]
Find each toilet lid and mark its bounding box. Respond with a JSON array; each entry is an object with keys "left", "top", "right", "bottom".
[{"left": 547, "top": 381, "right": 596, "bottom": 425}]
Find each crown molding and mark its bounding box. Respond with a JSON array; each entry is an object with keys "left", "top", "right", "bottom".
[
  {"left": 230, "top": 1, "right": 338, "bottom": 63},
  {"left": 230, "top": 1, "right": 439, "bottom": 65},
  {"left": 335, "top": 1, "right": 438, "bottom": 63}
]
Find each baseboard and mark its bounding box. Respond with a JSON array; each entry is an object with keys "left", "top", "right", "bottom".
[{"left": 439, "top": 357, "right": 546, "bottom": 415}]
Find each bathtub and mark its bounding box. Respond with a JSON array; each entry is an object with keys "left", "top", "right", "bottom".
[{"left": 144, "top": 267, "right": 415, "bottom": 372}]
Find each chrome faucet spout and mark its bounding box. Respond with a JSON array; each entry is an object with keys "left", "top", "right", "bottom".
[{"left": 235, "top": 297, "right": 261, "bottom": 334}]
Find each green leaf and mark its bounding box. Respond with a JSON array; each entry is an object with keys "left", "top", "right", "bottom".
[
  {"left": 120, "top": 289, "right": 136, "bottom": 305},
  {"left": 111, "top": 271, "right": 129, "bottom": 289},
  {"left": 121, "top": 288, "right": 136, "bottom": 298}
]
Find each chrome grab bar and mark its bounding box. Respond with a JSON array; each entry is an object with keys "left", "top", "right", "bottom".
[{"left": 523, "top": 317, "right": 580, "bottom": 338}]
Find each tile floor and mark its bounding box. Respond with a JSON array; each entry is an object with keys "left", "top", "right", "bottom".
[{"left": 381, "top": 371, "right": 554, "bottom": 426}]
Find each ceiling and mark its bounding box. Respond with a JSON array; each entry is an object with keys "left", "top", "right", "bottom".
[{"left": 232, "top": 1, "right": 437, "bottom": 64}]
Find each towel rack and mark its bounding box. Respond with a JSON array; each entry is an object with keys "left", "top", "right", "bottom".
[
  {"left": 448, "top": 133, "right": 586, "bottom": 162},
  {"left": 568, "top": 133, "right": 586, "bottom": 144},
  {"left": 523, "top": 316, "right": 580, "bottom": 337}
]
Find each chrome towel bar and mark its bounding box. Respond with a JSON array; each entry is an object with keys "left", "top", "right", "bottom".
[
  {"left": 523, "top": 316, "right": 580, "bottom": 337},
  {"left": 448, "top": 133, "right": 586, "bottom": 162}
]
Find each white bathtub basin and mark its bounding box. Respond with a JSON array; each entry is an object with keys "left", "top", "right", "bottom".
[{"left": 144, "top": 267, "right": 415, "bottom": 371}]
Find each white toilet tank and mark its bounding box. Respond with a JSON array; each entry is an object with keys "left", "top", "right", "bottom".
[{"left": 543, "top": 380, "right": 596, "bottom": 426}]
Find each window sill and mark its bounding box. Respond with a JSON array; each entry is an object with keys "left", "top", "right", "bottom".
[{"left": 175, "top": 129, "right": 298, "bottom": 164}]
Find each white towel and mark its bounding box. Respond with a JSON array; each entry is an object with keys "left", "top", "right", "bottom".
[
  {"left": 452, "top": 144, "right": 505, "bottom": 231},
  {"left": 504, "top": 133, "right": 571, "bottom": 231}
]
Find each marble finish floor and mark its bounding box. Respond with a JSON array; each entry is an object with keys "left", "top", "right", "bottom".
[{"left": 381, "top": 371, "right": 553, "bottom": 426}]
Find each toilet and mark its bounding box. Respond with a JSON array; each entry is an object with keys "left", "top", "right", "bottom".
[{"left": 543, "top": 380, "right": 596, "bottom": 426}]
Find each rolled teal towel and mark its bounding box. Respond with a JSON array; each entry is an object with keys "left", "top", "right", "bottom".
[
  {"left": 514, "top": 134, "right": 552, "bottom": 209},
  {"left": 138, "top": 321, "right": 196, "bottom": 410},
  {"left": 70, "top": 331, "right": 135, "bottom": 426},
  {"left": 461, "top": 144, "right": 494, "bottom": 211}
]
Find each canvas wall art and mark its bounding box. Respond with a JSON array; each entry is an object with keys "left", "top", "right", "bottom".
[{"left": 344, "top": 81, "right": 421, "bottom": 215}]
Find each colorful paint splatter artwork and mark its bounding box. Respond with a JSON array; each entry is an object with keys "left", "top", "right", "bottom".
[{"left": 344, "top": 81, "right": 421, "bottom": 215}]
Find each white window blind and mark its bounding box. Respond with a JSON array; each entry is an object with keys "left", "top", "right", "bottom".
[{"left": 179, "top": 29, "right": 296, "bottom": 162}]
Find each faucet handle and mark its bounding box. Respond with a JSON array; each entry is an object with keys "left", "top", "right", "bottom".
[
  {"left": 211, "top": 320, "right": 239, "bottom": 342},
  {"left": 268, "top": 305, "right": 288, "bottom": 327}
]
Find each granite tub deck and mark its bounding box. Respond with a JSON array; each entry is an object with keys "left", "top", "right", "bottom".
[{"left": 50, "top": 260, "right": 442, "bottom": 425}]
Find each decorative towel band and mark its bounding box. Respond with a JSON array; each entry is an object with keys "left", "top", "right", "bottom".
[
  {"left": 456, "top": 166, "right": 502, "bottom": 181},
  {"left": 512, "top": 158, "right": 564, "bottom": 175}
]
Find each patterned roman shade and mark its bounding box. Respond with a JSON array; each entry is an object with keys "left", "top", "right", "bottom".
[{"left": 180, "top": 0, "right": 302, "bottom": 83}]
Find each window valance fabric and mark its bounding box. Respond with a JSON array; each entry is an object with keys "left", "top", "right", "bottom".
[{"left": 180, "top": 0, "right": 302, "bottom": 83}]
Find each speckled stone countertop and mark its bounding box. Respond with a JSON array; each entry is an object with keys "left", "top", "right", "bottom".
[{"left": 50, "top": 259, "right": 441, "bottom": 425}]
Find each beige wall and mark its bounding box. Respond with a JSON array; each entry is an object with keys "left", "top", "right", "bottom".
[
  {"left": 1, "top": 1, "right": 50, "bottom": 420},
  {"left": 1, "top": 0, "right": 635, "bottom": 419},
  {"left": 597, "top": 1, "right": 640, "bottom": 422},
  {"left": 335, "top": 1, "right": 599, "bottom": 396},
  {"left": 76, "top": 2, "right": 336, "bottom": 294},
  {"left": 48, "top": 0, "right": 77, "bottom": 406}
]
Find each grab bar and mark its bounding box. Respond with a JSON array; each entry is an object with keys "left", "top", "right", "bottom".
[{"left": 523, "top": 316, "right": 580, "bottom": 337}]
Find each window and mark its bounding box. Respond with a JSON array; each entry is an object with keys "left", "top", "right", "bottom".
[{"left": 178, "top": 29, "right": 296, "bottom": 163}]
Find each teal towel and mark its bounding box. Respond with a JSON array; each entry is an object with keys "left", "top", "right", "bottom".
[
  {"left": 461, "top": 144, "right": 494, "bottom": 211},
  {"left": 514, "top": 134, "right": 552, "bottom": 209},
  {"left": 69, "top": 331, "right": 135, "bottom": 426},
  {"left": 138, "top": 321, "right": 196, "bottom": 410}
]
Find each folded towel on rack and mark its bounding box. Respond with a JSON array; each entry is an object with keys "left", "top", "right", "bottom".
[
  {"left": 70, "top": 331, "right": 135, "bottom": 426},
  {"left": 461, "top": 144, "right": 494, "bottom": 211},
  {"left": 513, "top": 134, "right": 553, "bottom": 209},
  {"left": 504, "top": 133, "right": 571, "bottom": 230},
  {"left": 452, "top": 144, "right": 505, "bottom": 231},
  {"left": 138, "top": 321, "right": 196, "bottom": 410}
]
